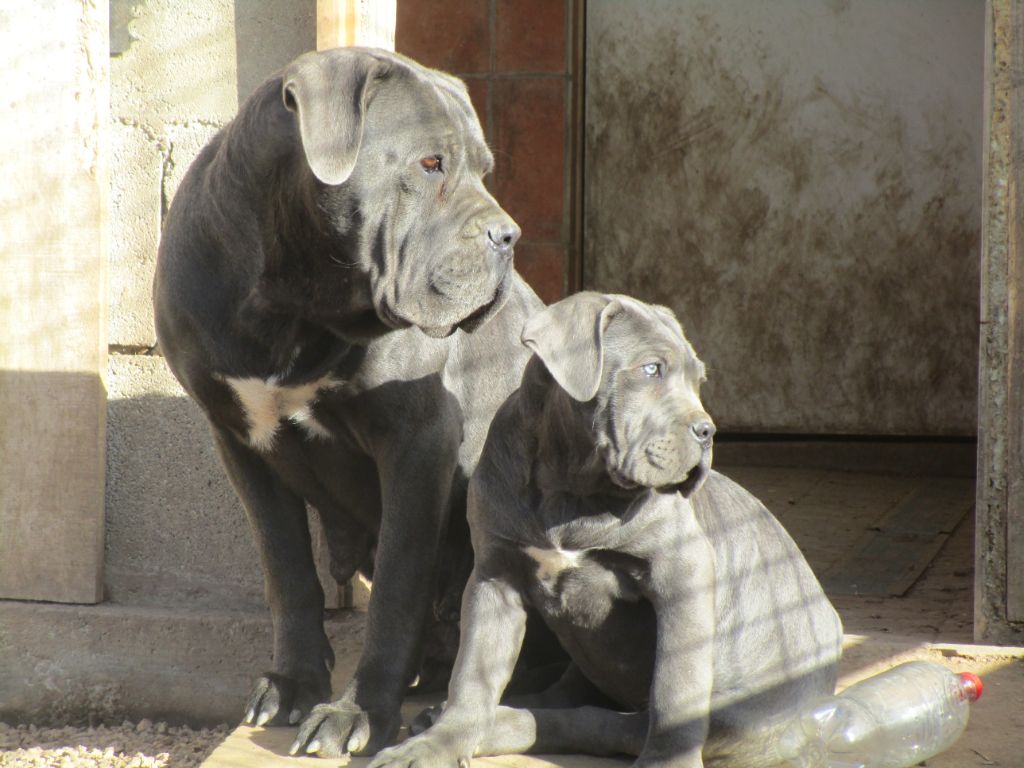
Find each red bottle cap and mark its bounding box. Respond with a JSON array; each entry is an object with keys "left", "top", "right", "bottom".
[{"left": 958, "top": 671, "right": 983, "bottom": 702}]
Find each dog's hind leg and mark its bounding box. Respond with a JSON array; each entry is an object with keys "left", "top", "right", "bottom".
[{"left": 318, "top": 507, "right": 375, "bottom": 585}]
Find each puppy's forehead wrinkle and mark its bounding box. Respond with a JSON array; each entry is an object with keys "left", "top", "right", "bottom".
[{"left": 601, "top": 304, "right": 705, "bottom": 382}]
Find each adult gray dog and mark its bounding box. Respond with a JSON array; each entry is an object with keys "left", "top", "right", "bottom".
[
  {"left": 153, "top": 47, "right": 542, "bottom": 758},
  {"left": 369, "top": 293, "right": 843, "bottom": 768}
]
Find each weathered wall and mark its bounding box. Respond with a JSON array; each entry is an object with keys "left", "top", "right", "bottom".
[
  {"left": 106, "top": 0, "right": 317, "bottom": 607},
  {"left": 585, "top": 0, "right": 984, "bottom": 435}
]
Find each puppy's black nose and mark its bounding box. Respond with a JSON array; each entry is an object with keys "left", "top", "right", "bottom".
[
  {"left": 690, "top": 420, "right": 716, "bottom": 445},
  {"left": 486, "top": 220, "right": 521, "bottom": 255}
]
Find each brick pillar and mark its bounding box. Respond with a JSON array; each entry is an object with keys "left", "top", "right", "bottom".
[{"left": 396, "top": 0, "right": 578, "bottom": 303}]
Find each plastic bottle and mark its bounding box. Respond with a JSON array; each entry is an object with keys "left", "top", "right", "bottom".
[{"left": 771, "top": 660, "right": 983, "bottom": 768}]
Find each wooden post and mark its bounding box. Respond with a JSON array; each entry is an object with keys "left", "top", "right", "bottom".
[
  {"left": 976, "top": 0, "right": 1024, "bottom": 642},
  {"left": 0, "top": 3, "right": 109, "bottom": 603},
  {"left": 1002, "top": 0, "right": 1024, "bottom": 625},
  {"left": 317, "top": 0, "right": 357, "bottom": 50},
  {"left": 317, "top": 0, "right": 396, "bottom": 51}
]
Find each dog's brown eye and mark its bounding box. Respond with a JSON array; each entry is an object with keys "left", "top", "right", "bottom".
[{"left": 420, "top": 155, "right": 443, "bottom": 174}]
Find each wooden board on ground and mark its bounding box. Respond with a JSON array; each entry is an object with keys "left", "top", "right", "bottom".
[
  {"left": 822, "top": 478, "right": 973, "bottom": 597},
  {"left": 201, "top": 636, "right": 1024, "bottom": 768}
]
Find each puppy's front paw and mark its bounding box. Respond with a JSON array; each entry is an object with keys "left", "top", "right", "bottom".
[
  {"left": 290, "top": 702, "right": 401, "bottom": 758},
  {"left": 243, "top": 672, "right": 329, "bottom": 727},
  {"left": 367, "top": 732, "right": 469, "bottom": 768},
  {"left": 632, "top": 751, "right": 703, "bottom": 768}
]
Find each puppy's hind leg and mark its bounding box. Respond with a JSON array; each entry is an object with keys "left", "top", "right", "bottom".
[
  {"left": 480, "top": 706, "right": 648, "bottom": 758},
  {"left": 408, "top": 662, "right": 603, "bottom": 738},
  {"left": 505, "top": 662, "right": 617, "bottom": 709}
]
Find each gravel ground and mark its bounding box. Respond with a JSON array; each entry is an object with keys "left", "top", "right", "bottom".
[{"left": 0, "top": 720, "right": 230, "bottom": 768}]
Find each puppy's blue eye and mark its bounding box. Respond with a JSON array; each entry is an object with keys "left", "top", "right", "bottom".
[{"left": 641, "top": 362, "right": 662, "bottom": 378}]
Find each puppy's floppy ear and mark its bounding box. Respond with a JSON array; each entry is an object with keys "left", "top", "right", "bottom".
[
  {"left": 521, "top": 292, "right": 621, "bottom": 402},
  {"left": 282, "top": 49, "right": 385, "bottom": 186}
]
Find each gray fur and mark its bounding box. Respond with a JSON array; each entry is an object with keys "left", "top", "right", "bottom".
[
  {"left": 369, "top": 293, "right": 842, "bottom": 768},
  {"left": 153, "top": 47, "right": 541, "bottom": 758}
]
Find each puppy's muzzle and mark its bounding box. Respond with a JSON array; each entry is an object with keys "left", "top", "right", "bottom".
[{"left": 635, "top": 413, "right": 714, "bottom": 492}]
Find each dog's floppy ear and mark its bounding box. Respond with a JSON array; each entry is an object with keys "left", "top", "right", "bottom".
[
  {"left": 282, "top": 49, "right": 384, "bottom": 186},
  {"left": 521, "top": 293, "right": 621, "bottom": 402}
]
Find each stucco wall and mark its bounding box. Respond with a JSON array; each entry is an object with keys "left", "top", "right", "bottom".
[
  {"left": 585, "top": 0, "right": 984, "bottom": 435},
  {"left": 106, "top": 0, "right": 317, "bottom": 607}
]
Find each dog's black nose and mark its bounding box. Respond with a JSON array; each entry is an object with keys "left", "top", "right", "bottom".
[
  {"left": 690, "top": 420, "right": 716, "bottom": 445},
  {"left": 486, "top": 220, "right": 521, "bottom": 255}
]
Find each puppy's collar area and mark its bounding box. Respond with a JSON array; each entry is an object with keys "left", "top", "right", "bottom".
[
  {"left": 605, "top": 450, "right": 712, "bottom": 499},
  {"left": 664, "top": 459, "right": 711, "bottom": 498}
]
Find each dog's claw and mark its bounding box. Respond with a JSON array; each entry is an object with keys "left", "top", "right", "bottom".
[
  {"left": 366, "top": 732, "right": 466, "bottom": 768},
  {"left": 290, "top": 701, "right": 397, "bottom": 758},
  {"left": 243, "top": 672, "right": 329, "bottom": 729}
]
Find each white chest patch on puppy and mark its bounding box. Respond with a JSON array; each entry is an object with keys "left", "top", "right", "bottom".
[
  {"left": 524, "top": 546, "right": 583, "bottom": 583},
  {"left": 222, "top": 374, "right": 341, "bottom": 451}
]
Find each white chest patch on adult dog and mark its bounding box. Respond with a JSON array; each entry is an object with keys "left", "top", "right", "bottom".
[
  {"left": 524, "top": 546, "right": 583, "bottom": 583},
  {"left": 222, "top": 374, "right": 341, "bottom": 451}
]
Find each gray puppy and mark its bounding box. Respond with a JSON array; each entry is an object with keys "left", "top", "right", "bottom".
[
  {"left": 153, "top": 47, "right": 542, "bottom": 757},
  {"left": 369, "top": 293, "right": 843, "bottom": 768}
]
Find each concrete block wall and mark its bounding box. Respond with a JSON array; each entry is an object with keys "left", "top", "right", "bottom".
[{"left": 106, "top": 0, "right": 317, "bottom": 609}]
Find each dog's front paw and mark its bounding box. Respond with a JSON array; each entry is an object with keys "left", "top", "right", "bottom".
[
  {"left": 290, "top": 701, "right": 401, "bottom": 758},
  {"left": 243, "top": 672, "right": 329, "bottom": 727},
  {"left": 367, "top": 732, "right": 469, "bottom": 768}
]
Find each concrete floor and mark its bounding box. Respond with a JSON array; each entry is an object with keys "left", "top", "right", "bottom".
[{"left": 202, "top": 464, "right": 1024, "bottom": 768}]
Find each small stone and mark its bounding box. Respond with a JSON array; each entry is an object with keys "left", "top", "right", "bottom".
[
  {"left": 155, "top": 721, "right": 167, "bottom": 734},
  {"left": 136, "top": 718, "right": 153, "bottom": 732}
]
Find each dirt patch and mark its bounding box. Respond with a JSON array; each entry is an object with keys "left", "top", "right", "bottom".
[{"left": 0, "top": 720, "right": 229, "bottom": 768}]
